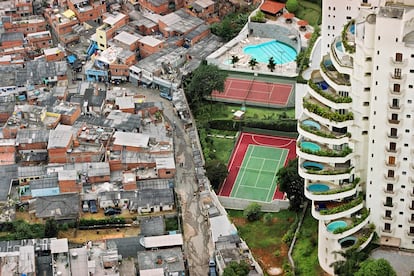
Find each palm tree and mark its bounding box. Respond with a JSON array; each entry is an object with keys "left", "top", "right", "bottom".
[
  {"left": 248, "top": 58, "right": 258, "bottom": 70},
  {"left": 330, "top": 249, "right": 369, "bottom": 276},
  {"left": 231, "top": 55, "right": 240, "bottom": 68},
  {"left": 267, "top": 56, "right": 276, "bottom": 72}
]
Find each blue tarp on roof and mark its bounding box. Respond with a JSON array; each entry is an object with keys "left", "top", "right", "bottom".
[{"left": 67, "top": 54, "right": 77, "bottom": 64}]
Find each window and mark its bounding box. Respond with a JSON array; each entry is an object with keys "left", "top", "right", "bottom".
[
  {"left": 394, "top": 68, "right": 402, "bottom": 79},
  {"left": 363, "top": 116, "right": 369, "bottom": 120},
  {"left": 393, "top": 83, "right": 400, "bottom": 92},
  {"left": 389, "top": 142, "right": 396, "bottom": 151},
  {"left": 407, "top": 114, "right": 411, "bottom": 118},
  {"left": 409, "top": 100, "right": 412, "bottom": 104},
  {"left": 384, "top": 223, "right": 391, "bottom": 231},
  {"left": 406, "top": 129, "right": 410, "bottom": 133},
  {"left": 388, "top": 157, "right": 395, "bottom": 165},
  {"left": 362, "top": 131, "right": 368, "bottom": 135},
  {"left": 409, "top": 85, "right": 413, "bottom": 88},
  {"left": 391, "top": 113, "right": 398, "bottom": 121},
  {"left": 387, "top": 170, "right": 394, "bottom": 178},
  {"left": 385, "top": 210, "right": 391, "bottom": 218},
  {"left": 390, "top": 128, "right": 397, "bottom": 137},
  {"left": 363, "top": 102, "right": 369, "bottom": 106},
  {"left": 378, "top": 36, "right": 381, "bottom": 40},
  {"left": 385, "top": 196, "right": 393, "bottom": 206},
  {"left": 395, "top": 53, "right": 403, "bottom": 62},
  {"left": 392, "top": 98, "right": 399, "bottom": 107}
]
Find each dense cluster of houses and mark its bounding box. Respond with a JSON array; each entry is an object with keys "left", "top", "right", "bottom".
[{"left": 0, "top": 0, "right": 267, "bottom": 274}]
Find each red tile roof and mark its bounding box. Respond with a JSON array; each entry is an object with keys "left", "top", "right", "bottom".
[{"left": 260, "top": 1, "right": 285, "bottom": 15}]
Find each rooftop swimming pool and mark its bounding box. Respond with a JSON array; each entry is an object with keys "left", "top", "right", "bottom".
[{"left": 243, "top": 40, "right": 297, "bottom": 64}]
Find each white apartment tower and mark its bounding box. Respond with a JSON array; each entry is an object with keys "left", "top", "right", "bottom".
[{"left": 299, "top": 0, "right": 414, "bottom": 274}]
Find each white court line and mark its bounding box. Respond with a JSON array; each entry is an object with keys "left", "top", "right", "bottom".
[{"left": 232, "top": 145, "right": 254, "bottom": 197}]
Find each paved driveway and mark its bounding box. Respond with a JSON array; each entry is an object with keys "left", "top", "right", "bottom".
[{"left": 371, "top": 248, "right": 414, "bottom": 276}]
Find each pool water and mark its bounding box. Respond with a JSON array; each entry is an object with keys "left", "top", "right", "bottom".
[
  {"left": 308, "top": 183, "right": 330, "bottom": 193},
  {"left": 317, "top": 81, "right": 329, "bottom": 90},
  {"left": 301, "top": 141, "right": 321, "bottom": 152},
  {"left": 303, "top": 161, "right": 324, "bottom": 171},
  {"left": 302, "top": 120, "right": 321, "bottom": 130},
  {"left": 243, "top": 40, "right": 297, "bottom": 64},
  {"left": 339, "top": 236, "right": 357, "bottom": 248},
  {"left": 336, "top": 41, "right": 343, "bottom": 52},
  {"left": 350, "top": 25, "right": 355, "bottom": 34},
  {"left": 327, "top": 220, "right": 347, "bottom": 232}
]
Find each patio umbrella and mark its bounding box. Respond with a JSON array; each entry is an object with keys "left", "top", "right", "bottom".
[
  {"left": 297, "top": 20, "right": 308, "bottom": 31},
  {"left": 297, "top": 20, "right": 308, "bottom": 27},
  {"left": 283, "top": 12, "right": 295, "bottom": 19},
  {"left": 304, "top": 32, "right": 312, "bottom": 39},
  {"left": 283, "top": 12, "right": 295, "bottom": 23}
]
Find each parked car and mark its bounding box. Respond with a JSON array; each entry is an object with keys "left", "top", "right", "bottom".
[
  {"left": 104, "top": 208, "right": 122, "bottom": 216},
  {"left": 82, "top": 201, "right": 89, "bottom": 212},
  {"left": 209, "top": 258, "right": 217, "bottom": 276},
  {"left": 89, "top": 200, "right": 97, "bottom": 213}
]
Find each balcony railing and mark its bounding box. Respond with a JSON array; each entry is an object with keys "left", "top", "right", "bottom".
[
  {"left": 299, "top": 143, "right": 353, "bottom": 158},
  {"left": 341, "top": 20, "right": 356, "bottom": 54},
  {"left": 311, "top": 178, "right": 359, "bottom": 196},
  {"left": 318, "top": 196, "right": 363, "bottom": 216},
  {"left": 308, "top": 79, "right": 352, "bottom": 104},
  {"left": 330, "top": 207, "right": 369, "bottom": 234},
  {"left": 303, "top": 99, "right": 354, "bottom": 122},
  {"left": 390, "top": 56, "right": 407, "bottom": 66}
]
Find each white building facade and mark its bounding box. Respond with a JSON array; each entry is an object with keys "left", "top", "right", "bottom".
[{"left": 299, "top": 0, "right": 414, "bottom": 274}]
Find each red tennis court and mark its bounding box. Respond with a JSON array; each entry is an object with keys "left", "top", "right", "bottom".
[
  {"left": 211, "top": 77, "right": 293, "bottom": 107},
  {"left": 219, "top": 132, "right": 297, "bottom": 200}
]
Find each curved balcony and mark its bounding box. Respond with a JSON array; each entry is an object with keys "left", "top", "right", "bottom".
[
  {"left": 389, "top": 73, "right": 406, "bottom": 84},
  {"left": 308, "top": 73, "right": 352, "bottom": 110},
  {"left": 383, "top": 174, "right": 399, "bottom": 184},
  {"left": 389, "top": 56, "right": 407, "bottom": 67},
  {"left": 386, "top": 133, "right": 402, "bottom": 141},
  {"left": 297, "top": 144, "right": 353, "bottom": 164},
  {"left": 407, "top": 203, "right": 414, "bottom": 211},
  {"left": 346, "top": 226, "right": 375, "bottom": 251},
  {"left": 383, "top": 186, "right": 399, "bottom": 196},
  {"left": 320, "top": 59, "right": 351, "bottom": 92},
  {"left": 311, "top": 196, "right": 363, "bottom": 221},
  {"left": 341, "top": 20, "right": 356, "bottom": 55},
  {"left": 298, "top": 122, "right": 350, "bottom": 146},
  {"left": 380, "top": 226, "right": 395, "bottom": 236},
  {"left": 302, "top": 99, "right": 354, "bottom": 127},
  {"left": 406, "top": 231, "right": 414, "bottom": 238},
  {"left": 381, "top": 214, "right": 396, "bottom": 223},
  {"left": 386, "top": 118, "right": 401, "bottom": 126},
  {"left": 299, "top": 161, "right": 354, "bottom": 181},
  {"left": 388, "top": 86, "right": 404, "bottom": 97},
  {"left": 384, "top": 160, "right": 399, "bottom": 169},
  {"left": 325, "top": 210, "right": 370, "bottom": 239},
  {"left": 305, "top": 181, "right": 358, "bottom": 201},
  {"left": 330, "top": 37, "right": 353, "bottom": 75},
  {"left": 387, "top": 103, "right": 403, "bottom": 113},
  {"left": 383, "top": 201, "right": 397, "bottom": 210},
  {"left": 408, "top": 218, "right": 414, "bottom": 224},
  {"left": 407, "top": 189, "right": 414, "bottom": 198},
  {"left": 385, "top": 145, "right": 401, "bottom": 154}
]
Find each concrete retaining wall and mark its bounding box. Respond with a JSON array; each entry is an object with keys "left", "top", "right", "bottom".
[{"left": 217, "top": 195, "right": 290, "bottom": 212}]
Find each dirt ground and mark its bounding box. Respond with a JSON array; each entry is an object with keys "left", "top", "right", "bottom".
[
  {"left": 58, "top": 226, "right": 140, "bottom": 245},
  {"left": 231, "top": 217, "right": 288, "bottom": 275}
]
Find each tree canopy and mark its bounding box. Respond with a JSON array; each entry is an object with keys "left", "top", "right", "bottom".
[
  {"left": 330, "top": 249, "right": 369, "bottom": 276},
  {"left": 243, "top": 202, "right": 261, "bottom": 221},
  {"left": 205, "top": 160, "right": 228, "bottom": 191},
  {"left": 223, "top": 260, "right": 250, "bottom": 276},
  {"left": 184, "top": 62, "right": 228, "bottom": 110},
  {"left": 355, "top": 258, "right": 396, "bottom": 276},
  {"left": 276, "top": 158, "right": 304, "bottom": 211},
  {"left": 210, "top": 13, "right": 249, "bottom": 42},
  {"left": 286, "top": 0, "right": 299, "bottom": 13},
  {"left": 267, "top": 57, "right": 276, "bottom": 72}
]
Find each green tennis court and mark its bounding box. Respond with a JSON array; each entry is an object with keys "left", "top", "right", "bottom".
[{"left": 230, "top": 145, "right": 288, "bottom": 202}]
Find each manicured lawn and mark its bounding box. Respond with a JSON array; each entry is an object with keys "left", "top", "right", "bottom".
[
  {"left": 209, "top": 135, "right": 236, "bottom": 164},
  {"left": 296, "top": 1, "right": 322, "bottom": 27},
  {"left": 292, "top": 208, "right": 325, "bottom": 276},
  {"left": 196, "top": 102, "right": 295, "bottom": 121}
]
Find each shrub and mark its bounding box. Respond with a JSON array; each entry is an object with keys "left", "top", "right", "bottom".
[
  {"left": 286, "top": 0, "right": 299, "bottom": 12},
  {"left": 243, "top": 203, "right": 261, "bottom": 221}
]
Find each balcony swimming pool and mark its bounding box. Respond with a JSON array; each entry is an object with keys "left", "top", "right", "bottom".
[
  {"left": 243, "top": 40, "right": 297, "bottom": 64},
  {"left": 327, "top": 220, "right": 347, "bottom": 232},
  {"left": 301, "top": 141, "right": 321, "bottom": 152},
  {"left": 302, "top": 120, "right": 321, "bottom": 130},
  {"left": 303, "top": 161, "right": 324, "bottom": 171},
  {"left": 308, "top": 183, "right": 330, "bottom": 193}
]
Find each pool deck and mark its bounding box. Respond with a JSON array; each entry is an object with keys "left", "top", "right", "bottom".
[{"left": 207, "top": 14, "right": 314, "bottom": 78}]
